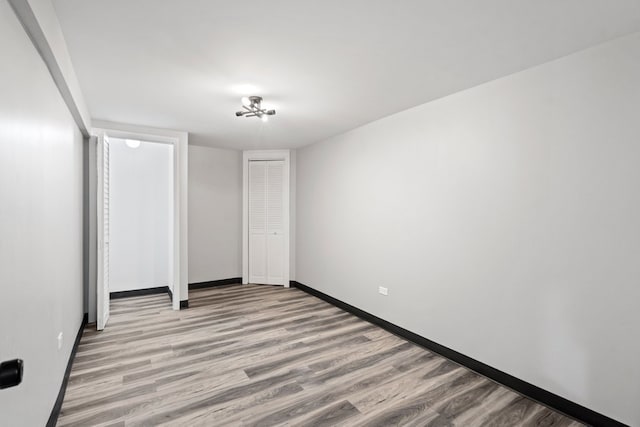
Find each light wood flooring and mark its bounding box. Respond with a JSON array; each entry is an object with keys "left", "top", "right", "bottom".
[{"left": 58, "top": 284, "right": 584, "bottom": 426}]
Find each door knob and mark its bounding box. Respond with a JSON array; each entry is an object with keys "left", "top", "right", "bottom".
[{"left": 0, "top": 359, "right": 23, "bottom": 389}]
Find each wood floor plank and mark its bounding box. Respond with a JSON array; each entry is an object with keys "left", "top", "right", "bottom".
[{"left": 58, "top": 284, "right": 584, "bottom": 426}]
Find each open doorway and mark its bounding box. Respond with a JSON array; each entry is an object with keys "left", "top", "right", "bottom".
[
  {"left": 108, "top": 138, "right": 174, "bottom": 298},
  {"left": 92, "top": 123, "right": 188, "bottom": 330}
]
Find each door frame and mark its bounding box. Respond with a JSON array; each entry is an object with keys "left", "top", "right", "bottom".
[
  {"left": 92, "top": 121, "right": 188, "bottom": 313},
  {"left": 242, "top": 150, "right": 290, "bottom": 287}
]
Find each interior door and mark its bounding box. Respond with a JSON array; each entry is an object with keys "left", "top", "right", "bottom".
[
  {"left": 265, "top": 161, "right": 284, "bottom": 283},
  {"left": 249, "top": 160, "right": 285, "bottom": 285},
  {"left": 96, "top": 135, "right": 110, "bottom": 330}
]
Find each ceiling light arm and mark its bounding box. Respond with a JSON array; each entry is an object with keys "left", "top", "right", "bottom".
[{"left": 235, "top": 96, "right": 276, "bottom": 119}]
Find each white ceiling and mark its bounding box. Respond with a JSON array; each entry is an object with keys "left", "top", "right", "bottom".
[{"left": 53, "top": 0, "right": 640, "bottom": 150}]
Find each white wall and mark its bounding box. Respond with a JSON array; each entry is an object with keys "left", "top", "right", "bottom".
[
  {"left": 9, "top": 0, "right": 91, "bottom": 134},
  {"left": 0, "top": 1, "right": 84, "bottom": 425},
  {"left": 86, "top": 137, "right": 97, "bottom": 321},
  {"left": 109, "top": 138, "right": 173, "bottom": 292},
  {"left": 296, "top": 32, "right": 640, "bottom": 426},
  {"left": 290, "top": 149, "right": 296, "bottom": 281},
  {"left": 188, "top": 145, "right": 242, "bottom": 283}
]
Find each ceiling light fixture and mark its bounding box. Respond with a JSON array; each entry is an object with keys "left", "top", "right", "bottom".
[{"left": 235, "top": 96, "right": 276, "bottom": 120}]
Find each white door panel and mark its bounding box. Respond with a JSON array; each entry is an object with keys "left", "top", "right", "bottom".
[
  {"left": 249, "top": 234, "right": 266, "bottom": 283},
  {"left": 266, "top": 233, "right": 284, "bottom": 283},
  {"left": 266, "top": 162, "right": 283, "bottom": 234},
  {"left": 97, "top": 135, "right": 110, "bottom": 330},
  {"left": 249, "top": 161, "right": 267, "bottom": 284},
  {"left": 248, "top": 160, "right": 285, "bottom": 285}
]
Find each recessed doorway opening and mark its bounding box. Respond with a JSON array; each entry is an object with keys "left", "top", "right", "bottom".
[
  {"left": 92, "top": 123, "right": 188, "bottom": 330},
  {"left": 108, "top": 138, "right": 174, "bottom": 300}
]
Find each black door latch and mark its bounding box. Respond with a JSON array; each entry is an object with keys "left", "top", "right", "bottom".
[{"left": 0, "top": 359, "right": 24, "bottom": 389}]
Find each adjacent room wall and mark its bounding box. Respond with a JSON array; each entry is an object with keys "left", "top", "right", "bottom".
[
  {"left": 296, "top": 32, "right": 640, "bottom": 425},
  {"left": 0, "top": 1, "right": 84, "bottom": 425},
  {"left": 289, "top": 149, "right": 296, "bottom": 281},
  {"left": 109, "top": 138, "right": 173, "bottom": 292},
  {"left": 188, "top": 145, "right": 242, "bottom": 283}
]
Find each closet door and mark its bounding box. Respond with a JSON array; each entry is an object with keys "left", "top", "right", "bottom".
[
  {"left": 265, "top": 161, "right": 284, "bottom": 284},
  {"left": 97, "top": 135, "right": 110, "bottom": 330},
  {"left": 248, "top": 160, "right": 285, "bottom": 285},
  {"left": 248, "top": 161, "right": 267, "bottom": 284}
]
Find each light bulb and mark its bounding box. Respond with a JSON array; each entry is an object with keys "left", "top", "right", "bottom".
[
  {"left": 261, "top": 115, "right": 269, "bottom": 123},
  {"left": 125, "top": 139, "right": 141, "bottom": 149},
  {"left": 241, "top": 96, "right": 251, "bottom": 107}
]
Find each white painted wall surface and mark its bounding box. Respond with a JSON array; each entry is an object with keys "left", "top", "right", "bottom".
[
  {"left": 188, "top": 145, "right": 242, "bottom": 283},
  {"left": 296, "top": 33, "right": 640, "bottom": 426},
  {"left": 87, "top": 137, "right": 97, "bottom": 321},
  {"left": 289, "top": 150, "right": 296, "bottom": 281},
  {"left": 0, "top": 1, "right": 84, "bottom": 424},
  {"left": 109, "top": 138, "right": 173, "bottom": 292},
  {"left": 9, "top": 0, "right": 92, "bottom": 134}
]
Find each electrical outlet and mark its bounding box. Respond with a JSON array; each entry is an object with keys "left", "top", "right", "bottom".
[
  {"left": 378, "top": 286, "right": 388, "bottom": 296},
  {"left": 57, "top": 332, "right": 63, "bottom": 350}
]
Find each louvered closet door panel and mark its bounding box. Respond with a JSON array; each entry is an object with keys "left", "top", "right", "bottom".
[
  {"left": 97, "top": 137, "right": 110, "bottom": 330},
  {"left": 103, "top": 139, "right": 110, "bottom": 325},
  {"left": 266, "top": 161, "right": 284, "bottom": 284},
  {"left": 248, "top": 161, "right": 267, "bottom": 283}
]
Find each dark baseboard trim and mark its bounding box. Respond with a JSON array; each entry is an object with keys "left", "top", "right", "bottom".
[
  {"left": 46, "top": 312, "right": 88, "bottom": 427},
  {"left": 166, "top": 287, "right": 173, "bottom": 301},
  {"left": 189, "top": 277, "right": 242, "bottom": 290},
  {"left": 290, "top": 281, "right": 626, "bottom": 427},
  {"left": 180, "top": 300, "right": 189, "bottom": 309},
  {"left": 110, "top": 286, "right": 171, "bottom": 299}
]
